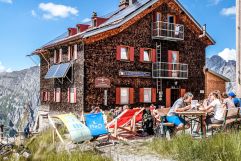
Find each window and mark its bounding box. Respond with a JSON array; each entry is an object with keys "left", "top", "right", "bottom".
[
  {"left": 93, "top": 19, "right": 97, "bottom": 27},
  {"left": 54, "top": 49, "right": 62, "bottom": 64},
  {"left": 156, "top": 12, "right": 161, "bottom": 22},
  {"left": 144, "top": 88, "right": 152, "bottom": 103},
  {"left": 120, "top": 88, "right": 129, "bottom": 104},
  {"left": 121, "top": 47, "right": 129, "bottom": 60},
  {"left": 68, "top": 44, "right": 77, "bottom": 61},
  {"left": 168, "top": 15, "right": 175, "bottom": 24},
  {"left": 116, "top": 46, "right": 134, "bottom": 61},
  {"left": 140, "top": 88, "right": 156, "bottom": 103},
  {"left": 143, "top": 49, "right": 151, "bottom": 62},
  {"left": 140, "top": 48, "right": 156, "bottom": 62},
  {"left": 55, "top": 88, "right": 61, "bottom": 103},
  {"left": 68, "top": 88, "right": 76, "bottom": 104},
  {"left": 42, "top": 91, "right": 48, "bottom": 102}
]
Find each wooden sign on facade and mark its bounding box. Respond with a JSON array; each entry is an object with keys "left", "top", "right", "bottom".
[{"left": 95, "top": 77, "right": 111, "bottom": 88}]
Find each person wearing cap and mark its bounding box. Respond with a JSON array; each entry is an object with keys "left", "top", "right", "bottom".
[
  {"left": 228, "top": 92, "right": 241, "bottom": 107},
  {"left": 166, "top": 92, "right": 193, "bottom": 131}
]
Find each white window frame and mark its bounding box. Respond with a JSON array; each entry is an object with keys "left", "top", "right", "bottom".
[
  {"left": 144, "top": 88, "right": 152, "bottom": 103},
  {"left": 120, "top": 47, "right": 129, "bottom": 60},
  {"left": 120, "top": 88, "right": 129, "bottom": 105}
]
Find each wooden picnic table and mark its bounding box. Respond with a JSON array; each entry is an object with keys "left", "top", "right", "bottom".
[{"left": 175, "top": 110, "right": 206, "bottom": 138}]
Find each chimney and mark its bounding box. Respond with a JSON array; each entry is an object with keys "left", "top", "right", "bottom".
[
  {"left": 91, "top": 12, "right": 108, "bottom": 27},
  {"left": 76, "top": 24, "right": 90, "bottom": 33},
  {"left": 68, "top": 28, "right": 77, "bottom": 36},
  {"left": 119, "top": 0, "right": 137, "bottom": 9}
]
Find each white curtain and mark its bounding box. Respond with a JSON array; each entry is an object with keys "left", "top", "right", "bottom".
[
  {"left": 121, "top": 47, "right": 128, "bottom": 60},
  {"left": 121, "top": 88, "right": 129, "bottom": 104},
  {"left": 143, "top": 50, "right": 151, "bottom": 61},
  {"left": 144, "top": 88, "right": 152, "bottom": 103}
]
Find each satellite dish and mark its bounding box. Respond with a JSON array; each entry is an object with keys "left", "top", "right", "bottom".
[{"left": 199, "top": 24, "right": 206, "bottom": 38}]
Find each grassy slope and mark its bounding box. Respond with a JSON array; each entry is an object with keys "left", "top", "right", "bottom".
[
  {"left": 149, "top": 133, "right": 241, "bottom": 161},
  {"left": 1, "top": 129, "right": 112, "bottom": 161}
]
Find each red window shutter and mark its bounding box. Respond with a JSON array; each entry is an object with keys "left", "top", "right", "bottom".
[
  {"left": 168, "top": 50, "right": 173, "bottom": 77},
  {"left": 116, "top": 46, "right": 121, "bottom": 61},
  {"left": 129, "top": 47, "right": 134, "bottom": 62},
  {"left": 41, "top": 91, "right": 43, "bottom": 101},
  {"left": 54, "top": 50, "right": 57, "bottom": 63},
  {"left": 152, "top": 49, "right": 156, "bottom": 62},
  {"left": 68, "top": 46, "right": 71, "bottom": 61},
  {"left": 74, "top": 88, "right": 77, "bottom": 103},
  {"left": 74, "top": 44, "right": 78, "bottom": 60},
  {"left": 129, "top": 88, "right": 134, "bottom": 104},
  {"left": 59, "top": 89, "right": 62, "bottom": 102},
  {"left": 180, "top": 88, "right": 186, "bottom": 97},
  {"left": 140, "top": 48, "right": 144, "bottom": 62},
  {"left": 116, "top": 88, "right": 121, "bottom": 104},
  {"left": 67, "top": 88, "right": 70, "bottom": 103},
  {"left": 54, "top": 89, "right": 56, "bottom": 102},
  {"left": 166, "top": 88, "right": 171, "bottom": 108},
  {"left": 139, "top": 88, "right": 144, "bottom": 103},
  {"left": 48, "top": 92, "right": 51, "bottom": 101},
  {"left": 152, "top": 88, "right": 157, "bottom": 103},
  {"left": 59, "top": 48, "right": 62, "bottom": 63}
]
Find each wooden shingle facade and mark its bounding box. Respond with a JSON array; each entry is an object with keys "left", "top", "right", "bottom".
[{"left": 34, "top": 0, "right": 215, "bottom": 113}]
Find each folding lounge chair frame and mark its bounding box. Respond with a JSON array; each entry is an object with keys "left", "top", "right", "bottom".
[
  {"left": 83, "top": 113, "right": 113, "bottom": 147},
  {"left": 107, "top": 108, "right": 144, "bottom": 140}
]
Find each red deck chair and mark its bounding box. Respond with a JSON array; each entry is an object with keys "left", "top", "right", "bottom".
[{"left": 107, "top": 108, "right": 144, "bottom": 140}]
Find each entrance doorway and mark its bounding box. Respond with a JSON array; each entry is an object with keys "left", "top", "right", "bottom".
[{"left": 166, "top": 88, "right": 186, "bottom": 108}]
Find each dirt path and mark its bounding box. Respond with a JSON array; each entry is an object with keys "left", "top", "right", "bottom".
[{"left": 99, "top": 138, "right": 174, "bottom": 161}]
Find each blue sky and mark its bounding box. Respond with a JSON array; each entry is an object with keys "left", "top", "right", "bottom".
[{"left": 0, "top": 0, "right": 236, "bottom": 71}]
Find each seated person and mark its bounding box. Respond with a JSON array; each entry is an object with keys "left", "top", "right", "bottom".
[
  {"left": 228, "top": 92, "right": 241, "bottom": 107},
  {"left": 222, "top": 92, "right": 235, "bottom": 108},
  {"left": 198, "top": 92, "right": 225, "bottom": 135},
  {"left": 166, "top": 92, "right": 193, "bottom": 131}
]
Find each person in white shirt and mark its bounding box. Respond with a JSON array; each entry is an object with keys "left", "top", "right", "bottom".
[{"left": 197, "top": 92, "right": 225, "bottom": 136}]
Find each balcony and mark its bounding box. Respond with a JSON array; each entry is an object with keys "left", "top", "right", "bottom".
[
  {"left": 152, "top": 21, "right": 184, "bottom": 41},
  {"left": 152, "top": 62, "right": 188, "bottom": 79}
]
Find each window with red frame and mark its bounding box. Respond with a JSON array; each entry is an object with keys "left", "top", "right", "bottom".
[
  {"left": 139, "top": 88, "right": 156, "bottom": 103},
  {"left": 116, "top": 46, "right": 134, "bottom": 61},
  {"left": 140, "top": 48, "right": 156, "bottom": 63}
]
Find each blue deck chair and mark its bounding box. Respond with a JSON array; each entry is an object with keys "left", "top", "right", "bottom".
[{"left": 84, "top": 113, "right": 111, "bottom": 145}]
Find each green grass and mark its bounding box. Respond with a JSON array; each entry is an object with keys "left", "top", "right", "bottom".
[
  {"left": 1, "top": 129, "right": 112, "bottom": 161},
  {"left": 149, "top": 132, "right": 241, "bottom": 161}
]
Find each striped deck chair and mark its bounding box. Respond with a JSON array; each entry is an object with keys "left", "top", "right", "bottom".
[{"left": 107, "top": 108, "right": 144, "bottom": 140}]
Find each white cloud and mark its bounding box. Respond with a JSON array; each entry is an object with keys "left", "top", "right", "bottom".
[
  {"left": 0, "top": 0, "right": 12, "bottom": 4},
  {"left": 81, "top": 18, "right": 91, "bottom": 23},
  {"left": 38, "top": 2, "right": 78, "bottom": 20},
  {"left": 221, "top": 6, "right": 236, "bottom": 16},
  {"left": 208, "top": 0, "right": 221, "bottom": 6},
  {"left": 218, "top": 48, "right": 236, "bottom": 61},
  {"left": 0, "top": 62, "right": 11, "bottom": 73},
  {"left": 31, "top": 10, "right": 37, "bottom": 17}
]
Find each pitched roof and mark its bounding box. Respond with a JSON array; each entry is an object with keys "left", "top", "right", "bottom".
[
  {"left": 41, "top": 0, "right": 215, "bottom": 49},
  {"left": 204, "top": 68, "right": 230, "bottom": 82}
]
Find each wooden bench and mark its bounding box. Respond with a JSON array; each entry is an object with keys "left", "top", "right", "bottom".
[
  {"left": 154, "top": 108, "right": 175, "bottom": 137},
  {"left": 210, "top": 107, "right": 240, "bottom": 135}
]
